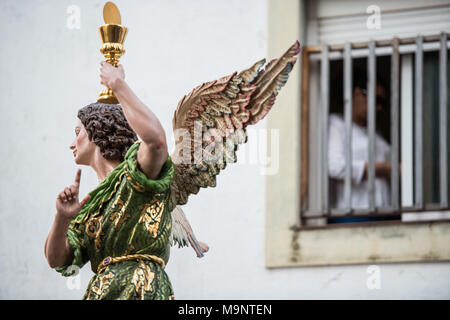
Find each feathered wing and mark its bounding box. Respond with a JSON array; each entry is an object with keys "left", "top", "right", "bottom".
[
  {"left": 169, "top": 40, "right": 300, "bottom": 209},
  {"left": 168, "top": 41, "right": 300, "bottom": 255},
  {"left": 169, "top": 206, "right": 209, "bottom": 258}
]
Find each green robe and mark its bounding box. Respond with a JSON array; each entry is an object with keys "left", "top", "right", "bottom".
[{"left": 56, "top": 141, "right": 175, "bottom": 300}]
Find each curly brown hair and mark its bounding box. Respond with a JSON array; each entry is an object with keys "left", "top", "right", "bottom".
[{"left": 77, "top": 103, "right": 138, "bottom": 162}]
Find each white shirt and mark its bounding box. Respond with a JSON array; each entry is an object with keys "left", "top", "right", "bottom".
[{"left": 328, "top": 114, "right": 391, "bottom": 209}]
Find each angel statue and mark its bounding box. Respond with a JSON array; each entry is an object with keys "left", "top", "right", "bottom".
[{"left": 44, "top": 40, "right": 300, "bottom": 300}]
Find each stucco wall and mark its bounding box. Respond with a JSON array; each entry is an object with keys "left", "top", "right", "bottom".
[{"left": 0, "top": 0, "right": 449, "bottom": 299}]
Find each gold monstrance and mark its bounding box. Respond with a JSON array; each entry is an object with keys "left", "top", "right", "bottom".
[{"left": 97, "top": 2, "right": 128, "bottom": 104}]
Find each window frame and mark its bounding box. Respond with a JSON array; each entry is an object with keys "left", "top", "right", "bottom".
[{"left": 299, "top": 35, "right": 450, "bottom": 226}]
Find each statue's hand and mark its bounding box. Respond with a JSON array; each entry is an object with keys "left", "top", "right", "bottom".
[
  {"left": 56, "top": 169, "right": 91, "bottom": 221},
  {"left": 99, "top": 61, "right": 125, "bottom": 91}
]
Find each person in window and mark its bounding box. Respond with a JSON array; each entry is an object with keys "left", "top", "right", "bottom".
[{"left": 328, "top": 71, "right": 395, "bottom": 212}]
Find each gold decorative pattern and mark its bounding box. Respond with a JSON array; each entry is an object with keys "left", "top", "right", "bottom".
[
  {"left": 138, "top": 195, "right": 165, "bottom": 238},
  {"left": 85, "top": 216, "right": 101, "bottom": 239},
  {"left": 110, "top": 192, "right": 132, "bottom": 230},
  {"left": 126, "top": 177, "right": 146, "bottom": 192},
  {"left": 85, "top": 216, "right": 104, "bottom": 252},
  {"left": 110, "top": 195, "right": 125, "bottom": 212},
  {"left": 82, "top": 171, "right": 126, "bottom": 224},
  {"left": 88, "top": 271, "right": 114, "bottom": 299},
  {"left": 131, "top": 260, "right": 155, "bottom": 300},
  {"left": 94, "top": 230, "right": 104, "bottom": 252},
  {"left": 81, "top": 171, "right": 127, "bottom": 252},
  {"left": 115, "top": 212, "right": 131, "bottom": 231},
  {"left": 100, "top": 42, "right": 125, "bottom": 55},
  {"left": 125, "top": 165, "right": 147, "bottom": 192}
]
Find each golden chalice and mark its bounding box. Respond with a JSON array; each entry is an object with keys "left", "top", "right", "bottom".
[{"left": 97, "top": 2, "right": 128, "bottom": 104}]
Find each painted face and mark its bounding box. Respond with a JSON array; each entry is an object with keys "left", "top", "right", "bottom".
[{"left": 69, "top": 119, "right": 97, "bottom": 165}]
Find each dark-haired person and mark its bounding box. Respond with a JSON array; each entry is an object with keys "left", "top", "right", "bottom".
[
  {"left": 44, "top": 62, "right": 175, "bottom": 299},
  {"left": 327, "top": 72, "right": 399, "bottom": 219}
]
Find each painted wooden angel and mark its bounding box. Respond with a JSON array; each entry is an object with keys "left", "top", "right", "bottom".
[{"left": 45, "top": 41, "right": 300, "bottom": 300}]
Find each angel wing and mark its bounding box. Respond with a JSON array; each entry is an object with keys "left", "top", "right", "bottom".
[
  {"left": 169, "top": 206, "right": 209, "bottom": 258},
  {"left": 168, "top": 40, "right": 301, "bottom": 210}
]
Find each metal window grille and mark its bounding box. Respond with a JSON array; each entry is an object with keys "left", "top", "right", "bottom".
[{"left": 298, "top": 33, "right": 450, "bottom": 229}]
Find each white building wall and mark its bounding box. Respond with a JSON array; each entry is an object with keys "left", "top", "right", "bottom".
[{"left": 0, "top": 0, "right": 449, "bottom": 299}]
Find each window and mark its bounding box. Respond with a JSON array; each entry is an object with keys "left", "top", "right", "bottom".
[{"left": 298, "top": 33, "right": 450, "bottom": 229}]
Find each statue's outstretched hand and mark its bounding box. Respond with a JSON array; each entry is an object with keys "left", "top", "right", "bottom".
[{"left": 56, "top": 169, "right": 91, "bottom": 221}]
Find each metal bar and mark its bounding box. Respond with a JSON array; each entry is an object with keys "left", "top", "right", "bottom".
[
  {"left": 367, "top": 40, "right": 376, "bottom": 212},
  {"left": 306, "top": 34, "right": 450, "bottom": 52},
  {"left": 391, "top": 38, "right": 400, "bottom": 210},
  {"left": 415, "top": 35, "right": 424, "bottom": 209},
  {"left": 304, "top": 203, "right": 450, "bottom": 218},
  {"left": 343, "top": 43, "right": 353, "bottom": 213},
  {"left": 308, "top": 40, "right": 450, "bottom": 61},
  {"left": 293, "top": 218, "right": 450, "bottom": 232},
  {"left": 305, "top": 211, "right": 401, "bottom": 220},
  {"left": 400, "top": 54, "right": 414, "bottom": 208},
  {"left": 321, "top": 45, "right": 330, "bottom": 214},
  {"left": 439, "top": 32, "right": 448, "bottom": 208},
  {"left": 300, "top": 48, "right": 310, "bottom": 225}
]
